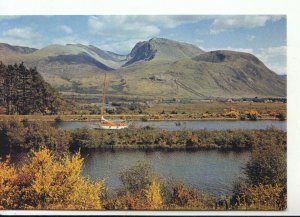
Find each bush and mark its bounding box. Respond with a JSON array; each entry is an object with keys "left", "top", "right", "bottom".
[
  {"left": 235, "top": 184, "right": 286, "bottom": 210},
  {"left": 244, "top": 145, "right": 286, "bottom": 186},
  {"left": 169, "top": 183, "right": 215, "bottom": 210},
  {"left": 141, "top": 116, "right": 148, "bottom": 122},
  {"left": 0, "top": 120, "right": 71, "bottom": 154},
  {"left": 119, "top": 161, "right": 159, "bottom": 194},
  {"left": 54, "top": 116, "right": 63, "bottom": 123},
  {"left": 0, "top": 148, "right": 105, "bottom": 209},
  {"left": 223, "top": 110, "right": 240, "bottom": 118},
  {"left": 239, "top": 114, "right": 246, "bottom": 120},
  {"left": 246, "top": 110, "right": 259, "bottom": 121},
  {"left": 276, "top": 112, "right": 286, "bottom": 121}
]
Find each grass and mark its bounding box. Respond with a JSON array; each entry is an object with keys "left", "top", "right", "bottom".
[
  {"left": 0, "top": 101, "right": 286, "bottom": 121},
  {"left": 144, "top": 101, "right": 286, "bottom": 116}
]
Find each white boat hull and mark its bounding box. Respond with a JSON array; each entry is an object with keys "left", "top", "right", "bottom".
[{"left": 98, "top": 125, "right": 128, "bottom": 130}]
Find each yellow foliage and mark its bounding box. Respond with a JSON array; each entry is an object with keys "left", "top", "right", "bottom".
[
  {"left": 104, "top": 179, "right": 164, "bottom": 210},
  {"left": 144, "top": 179, "right": 163, "bottom": 209},
  {"left": 0, "top": 158, "right": 18, "bottom": 209},
  {"left": 201, "top": 113, "right": 209, "bottom": 118},
  {"left": 170, "top": 183, "right": 214, "bottom": 210},
  {"left": 223, "top": 110, "right": 240, "bottom": 118},
  {"left": 237, "top": 184, "right": 285, "bottom": 210},
  {"left": 0, "top": 148, "right": 105, "bottom": 210},
  {"left": 245, "top": 109, "right": 259, "bottom": 116}
]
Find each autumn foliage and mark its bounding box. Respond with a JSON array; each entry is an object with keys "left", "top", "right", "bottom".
[
  {"left": 0, "top": 148, "right": 105, "bottom": 210},
  {"left": 236, "top": 184, "right": 286, "bottom": 210}
]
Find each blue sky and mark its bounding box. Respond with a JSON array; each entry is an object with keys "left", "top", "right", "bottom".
[{"left": 0, "top": 15, "right": 286, "bottom": 74}]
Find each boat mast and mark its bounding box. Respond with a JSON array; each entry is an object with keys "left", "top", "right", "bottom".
[{"left": 101, "top": 73, "right": 107, "bottom": 117}]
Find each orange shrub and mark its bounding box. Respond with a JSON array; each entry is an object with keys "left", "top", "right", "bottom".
[{"left": 0, "top": 148, "right": 105, "bottom": 210}]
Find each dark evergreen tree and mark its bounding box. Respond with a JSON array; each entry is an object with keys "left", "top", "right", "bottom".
[{"left": 0, "top": 62, "right": 67, "bottom": 114}]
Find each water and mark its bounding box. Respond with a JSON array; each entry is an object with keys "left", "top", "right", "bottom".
[
  {"left": 2, "top": 119, "right": 284, "bottom": 197},
  {"left": 80, "top": 150, "right": 250, "bottom": 196},
  {"left": 55, "top": 120, "right": 287, "bottom": 131},
  {"left": 3, "top": 149, "right": 249, "bottom": 197}
]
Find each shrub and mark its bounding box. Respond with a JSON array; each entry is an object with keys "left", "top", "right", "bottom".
[
  {"left": 0, "top": 148, "right": 105, "bottom": 210},
  {"left": 234, "top": 184, "right": 286, "bottom": 210},
  {"left": 276, "top": 112, "right": 286, "bottom": 121},
  {"left": 245, "top": 110, "right": 259, "bottom": 121},
  {"left": 54, "top": 116, "right": 63, "bottom": 123},
  {"left": 141, "top": 116, "right": 148, "bottom": 122},
  {"left": 119, "top": 161, "right": 158, "bottom": 194},
  {"left": 239, "top": 114, "right": 246, "bottom": 120},
  {"left": 223, "top": 110, "right": 240, "bottom": 118},
  {"left": 0, "top": 120, "right": 71, "bottom": 154},
  {"left": 144, "top": 179, "right": 163, "bottom": 209},
  {"left": 169, "top": 183, "right": 214, "bottom": 210},
  {"left": 244, "top": 145, "right": 286, "bottom": 186}
]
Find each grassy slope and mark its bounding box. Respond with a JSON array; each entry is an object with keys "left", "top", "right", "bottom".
[{"left": 0, "top": 43, "right": 286, "bottom": 99}]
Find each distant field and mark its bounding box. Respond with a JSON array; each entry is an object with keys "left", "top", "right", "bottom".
[
  {"left": 145, "top": 101, "right": 286, "bottom": 115},
  {"left": 0, "top": 101, "right": 286, "bottom": 121}
]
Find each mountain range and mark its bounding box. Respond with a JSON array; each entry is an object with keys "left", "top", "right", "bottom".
[{"left": 0, "top": 38, "right": 286, "bottom": 99}]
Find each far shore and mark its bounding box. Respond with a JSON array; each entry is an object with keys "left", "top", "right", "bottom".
[{"left": 0, "top": 114, "right": 285, "bottom": 122}]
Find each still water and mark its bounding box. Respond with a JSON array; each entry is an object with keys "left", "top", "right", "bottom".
[
  {"left": 55, "top": 120, "right": 287, "bottom": 131},
  {"left": 4, "top": 119, "right": 282, "bottom": 197},
  {"left": 80, "top": 150, "right": 250, "bottom": 196},
  {"left": 2, "top": 149, "right": 250, "bottom": 197}
]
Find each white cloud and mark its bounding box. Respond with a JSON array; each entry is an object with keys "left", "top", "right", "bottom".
[
  {"left": 97, "top": 39, "right": 145, "bottom": 54},
  {"left": 51, "top": 35, "right": 89, "bottom": 46},
  {"left": 267, "top": 64, "right": 286, "bottom": 75},
  {"left": 257, "top": 46, "right": 286, "bottom": 62},
  {"left": 3, "top": 27, "right": 40, "bottom": 40},
  {"left": 58, "top": 25, "right": 73, "bottom": 34},
  {"left": 88, "top": 16, "right": 160, "bottom": 39},
  {"left": 87, "top": 15, "right": 211, "bottom": 53},
  {"left": 210, "top": 15, "right": 285, "bottom": 34},
  {"left": 0, "top": 26, "right": 43, "bottom": 48},
  {"left": 88, "top": 16, "right": 209, "bottom": 36},
  {"left": 256, "top": 46, "right": 286, "bottom": 74},
  {"left": 140, "top": 15, "right": 210, "bottom": 28}
]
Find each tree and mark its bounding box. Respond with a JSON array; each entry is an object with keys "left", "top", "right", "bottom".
[
  {"left": 231, "top": 144, "right": 287, "bottom": 210},
  {"left": 0, "top": 62, "right": 68, "bottom": 115},
  {"left": 0, "top": 148, "right": 105, "bottom": 210},
  {"left": 244, "top": 145, "right": 286, "bottom": 186}
]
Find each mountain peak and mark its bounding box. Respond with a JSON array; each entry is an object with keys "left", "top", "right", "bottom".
[{"left": 124, "top": 37, "right": 205, "bottom": 66}]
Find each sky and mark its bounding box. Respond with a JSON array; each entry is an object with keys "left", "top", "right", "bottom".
[{"left": 0, "top": 15, "right": 286, "bottom": 75}]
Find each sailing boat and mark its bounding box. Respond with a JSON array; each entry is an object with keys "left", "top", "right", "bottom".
[{"left": 98, "top": 73, "right": 128, "bottom": 130}]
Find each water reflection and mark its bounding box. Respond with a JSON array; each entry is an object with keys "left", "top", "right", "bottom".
[
  {"left": 1, "top": 148, "right": 249, "bottom": 196},
  {"left": 80, "top": 149, "right": 250, "bottom": 196}
]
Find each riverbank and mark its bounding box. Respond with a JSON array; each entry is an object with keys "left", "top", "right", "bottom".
[
  {"left": 0, "top": 120, "right": 286, "bottom": 152},
  {"left": 0, "top": 114, "right": 285, "bottom": 122},
  {"left": 70, "top": 127, "right": 286, "bottom": 151}
]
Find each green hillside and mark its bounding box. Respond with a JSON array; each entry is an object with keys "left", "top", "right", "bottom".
[{"left": 0, "top": 38, "right": 286, "bottom": 100}]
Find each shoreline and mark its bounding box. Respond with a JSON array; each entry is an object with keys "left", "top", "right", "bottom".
[{"left": 0, "top": 114, "right": 285, "bottom": 122}]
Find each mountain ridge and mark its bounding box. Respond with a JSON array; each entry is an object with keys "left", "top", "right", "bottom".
[{"left": 0, "top": 38, "right": 286, "bottom": 99}]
